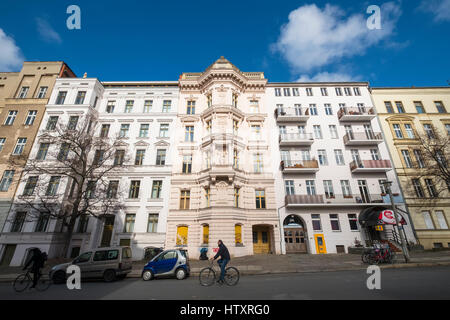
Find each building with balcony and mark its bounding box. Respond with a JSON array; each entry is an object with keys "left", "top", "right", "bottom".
[
  {"left": 371, "top": 87, "right": 450, "bottom": 250},
  {"left": 268, "top": 82, "right": 415, "bottom": 255}
]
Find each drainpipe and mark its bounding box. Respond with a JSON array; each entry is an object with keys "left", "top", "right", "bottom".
[{"left": 277, "top": 204, "right": 286, "bottom": 255}]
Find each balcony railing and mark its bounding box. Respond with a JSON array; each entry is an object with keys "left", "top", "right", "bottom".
[
  {"left": 279, "top": 133, "right": 314, "bottom": 146},
  {"left": 275, "top": 107, "right": 310, "bottom": 122},
  {"left": 285, "top": 194, "right": 385, "bottom": 206},
  {"left": 280, "top": 159, "right": 319, "bottom": 172},
  {"left": 349, "top": 160, "right": 392, "bottom": 172},
  {"left": 343, "top": 132, "right": 383, "bottom": 145},
  {"left": 337, "top": 107, "right": 375, "bottom": 121}
]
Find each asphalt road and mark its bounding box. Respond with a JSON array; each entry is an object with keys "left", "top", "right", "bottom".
[{"left": 1, "top": 266, "right": 449, "bottom": 300}]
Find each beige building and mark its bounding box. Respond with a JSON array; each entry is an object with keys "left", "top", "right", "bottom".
[
  {"left": 371, "top": 87, "right": 450, "bottom": 250},
  {"left": 0, "top": 62, "right": 75, "bottom": 234},
  {"left": 165, "top": 57, "right": 281, "bottom": 258}
]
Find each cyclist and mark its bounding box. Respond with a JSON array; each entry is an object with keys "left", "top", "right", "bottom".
[
  {"left": 211, "top": 240, "right": 230, "bottom": 285},
  {"left": 22, "top": 248, "right": 45, "bottom": 289}
]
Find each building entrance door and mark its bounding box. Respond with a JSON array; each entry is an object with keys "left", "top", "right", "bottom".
[
  {"left": 252, "top": 226, "right": 271, "bottom": 254},
  {"left": 284, "top": 228, "right": 307, "bottom": 253},
  {"left": 314, "top": 234, "right": 327, "bottom": 254},
  {"left": 100, "top": 216, "right": 115, "bottom": 247}
]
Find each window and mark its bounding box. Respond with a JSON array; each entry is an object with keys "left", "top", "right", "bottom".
[
  {"left": 324, "top": 104, "right": 333, "bottom": 115},
  {"left": 100, "top": 124, "right": 110, "bottom": 138},
  {"left": 46, "top": 176, "right": 61, "bottom": 196},
  {"left": 335, "top": 88, "right": 342, "bottom": 96},
  {"left": 285, "top": 180, "right": 295, "bottom": 195},
  {"left": 306, "top": 88, "right": 313, "bottom": 96},
  {"left": 233, "top": 120, "right": 239, "bottom": 135},
  {"left": 143, "top": 100, "right": 153, "bottom": 113},
  {"left": 182, "top": 155, "right": 192, "bottom": 173},
  {"left": 249, "top": 100, "right": 259, "bottom": 113},
  {"left": 86, "top": 181, "right": 96, "bottom": 199},
  {"left": 401, "top": 150, "right": 413, "bottom": 168},
  {"left": 46, "top": 116, "right": 58, "bottom": 130},
  {"left": 393, "top": 124, "right": 403, "bottom": 138},
  {"left": 255, "top": 190, "right": 266, "bottom": 209},
  {"left": 313, "top": 125, "right": 322, "bottom": 139},
  {"left": 55, "top": 91, "right": 67, "bottom": 104},
  {"left": 293, "top": 88, "right": 299, "bottom": 96},
  {"left": 123, "top": 100, "right": 133, "bottom": 113},
  {"left": 0, "top": 170, "right": 14, "bottom": 191},
  {"left": 234, "top": 187, "right": 240, "bottom": 207},
  {"left": 11, "top": 212, "right": 26, "bottom": 232},
  {"left": 13, "top": 138, "right": 27, "bottom": 155},
  {"left": 446, "top": 124, "right": 450, "bottom": 136},
  {"left": 128, "top": 180, "right": 141, "bottom": 199},
  {"left": 36, "top": 143, "right": 50, "bottom": 160},
  {"left": 114, "top": 150, "right": 125, "bottom": 165},
  {"left": 320, "top": 88, "right": 328, "bottom": 96},
  {"left": 158, "top": 124, "right": 169, "bottom": 138},
  {"left": 135, "top": 150, "right": 145, "bottom": 165},
  {"left": 274, "top": 88, "right": 281, "bottom": 97},
  {"left": 208, "top": 94, "right": 213, "bottom": 107},
  {"left": 18, "top": 86, "right": 29, "bottom": 98},
  {"left": 353, "top": 87, "right": 361, "bottom": 96},
  {"left": 283, "top": 88, "right": 291, "bottom": 96},
  {"left": 348, "top": 214, "right": 358, "bottom": 230},
  {"left": 176, "top": 226, "right": 188, "bottom": 246},
  {"left": 435, "top": 211, "right": 448, "bottom": 229},
  {"left": 124, "top": 214, "right": 136, "bottom": 233},
  {"left": 413, "top": 150, "right": 425, "bottom": 168},
  {"left": 422, "top": 211, "right": 435, "bottom": 229},
  {"left": 139, "top": 124, "right": 149, "bottom": 138},
  {"left": 22, "top": 176, "right": 38, "bottom": 196},
  {"left": 233, "top": 149, "right": 239, "bottom": 168},
  {"left": 435, "top": 101, "right": 446, "bottom": 113},
  {"left": 57, "top": 143, "right": 70, "bottom": 161},
  {"left": 4, "top": 110, "right": 18, "bottom": 125},
  {"left": 235, "top": 224, "right": 242, "bottom": 245},
  {"left": 253, "top": 153, "right": 263, "bottom": 173},
  {"left": 317, "top": 150, "right": 328, "bottom": 166},
  {"left": 368, "top": 149, "right": 380, "bottom": 161},
  {"left": 425, "top": 179, "right": 438, "bottom": 197},
  {"left": 309, "top": 104, "right": 318, "bottom": 115},
  {"left": 147, "top": 214, "right": 159, "bottom": 233},
  {"left": 68, "top": 116, "right": 79, "bottom": 130},
  {"left": 187, "top": 100, "right": 195, "bottom": 114},
  {"left": 106, "top": 181, "right": 119, "bottom": 199},
  {"left": 306, "top": 180, "right": 316, "bottom": 195},
  {"left": 344, "top": 87, "right": 352, "bottom": 96},
  {"left": 151, "top": 180, "right": 162, "bottom": 199},
  {"left": 162, "top": 100, "right": 171, "bottom": 112},
  {"left": 312, "top": 214, "right": 321, "bottom": 231},
  {"left": 384, "top": 102, "right": 394, "bottom": 113},
  {"left": 106, "top": 101, "right": 115, "bottom": 113},
  {"left": 330, "top": 214, "right": 340, "bottom": 231},
  {"left": 185, "top": 126, "right": 194, "bottom": 142},
  {"left": 329, "top": 125, "right": 338, "bottom": 139},
  {"left": 119, "top": 124, "right": 130, "bottom": 138},
  {"left": 334, "top": 149, "right": 345, "bottom": 165},
  {"left": 37, "top": 86, "right": 48, "bottom": 98},
  {"left": 77, "top": 215, "right": 89, "bottom": 233},
  {"left": 415, "top": 101, "right": 425, "bottom": 113},
  {"left": 75, "top": 91, "right": 86, "bottom": 104},
  {"left": 412, "top": 179, "right": 425, "bottom": 198},
  {"left": 24, "top": 110, "right": 37, "bottom": 125},
  {"left": 156, "top": 149, "right": 166, "bottom": 165},
  {"left": 0, "top": 138, "right": 5, "bottom": 151},
  {"left": 93, "top": 96, "right": 99, "bottom": 109},
  {"left": 340, "top": 180, "right": 352, "bottom": 196},
  {"left": 204, "top": 187, "right": 210, "bottom": 207},
  {"left": 251, "top": 125, "right": 261, "bottom": 140},
  {"left": 395, "top": 102, "right": 405, "bottom": 113},
  {"left": 180, "top": 190, "right": 190, "bottom": 209},
  {"left": 404, "top": 124, "right": 415, "bottom": 139},
  {"left": 323, "top": 180, "right": 334, "bottom": 198},
  {"left": 423, "top": 124, "right": 435, "bottom": 138}
]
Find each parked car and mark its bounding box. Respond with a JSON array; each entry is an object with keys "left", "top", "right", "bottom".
[
  {"left": 142, "top": 249, "right": 189, "bottom": 281},
  {"left": 50, "top": 246, "right": 132, "bottom": 284}
]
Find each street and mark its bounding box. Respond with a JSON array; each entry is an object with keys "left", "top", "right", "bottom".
[{"left": 0, "top": 266, "right": 449, "bottom": 300}]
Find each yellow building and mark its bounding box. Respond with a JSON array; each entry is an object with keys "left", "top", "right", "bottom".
[{"left": 371, "top": 87, "right": 450, "bottom": 250}]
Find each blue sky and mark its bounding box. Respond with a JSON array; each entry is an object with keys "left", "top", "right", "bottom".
[{"left": 0, "top": 0, "right": 449, "bottom": 86}]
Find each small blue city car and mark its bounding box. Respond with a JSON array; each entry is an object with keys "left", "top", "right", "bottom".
[{"left": 142, "top": 249, "right": 190, "bottom": 281}]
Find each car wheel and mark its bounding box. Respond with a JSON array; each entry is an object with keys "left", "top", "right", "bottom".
[
  {"left": 52, "top": 271, "right": 66, "bottom": 284},
  {"left": 103, "top": 269, "right": 116, "bottom": 282},
  {"left": 142, "top": 270, "right": 154, "bottom": 281},
  {"left": 175, "top": 268, "right": 186, "bottom": 280}
]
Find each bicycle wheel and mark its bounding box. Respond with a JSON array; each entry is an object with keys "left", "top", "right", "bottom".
[
  {"left": 361, "top": 253, "right": 369, "bottom": 264},
  {"left": 35, "top": 275, "right": 51, "bottom": 292},
  {"left": 199, "top": 267, "right": 216, "bottom": 287},
  {"left": 13, "top": 274, "right": 31, "bottom": 293},
  {"left": 367, "top": 254, "right": 379, "bottom": 265},
  {"left": 224, "top": 267, "right": 239, "bottom": 286}
]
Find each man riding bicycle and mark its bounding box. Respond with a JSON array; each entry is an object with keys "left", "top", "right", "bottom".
[
  {"left": 211, "top": 240, "right": 230, "bottom": 285},
  {"left": 23, "top": 248, "right": 46, "bottom": 289}
]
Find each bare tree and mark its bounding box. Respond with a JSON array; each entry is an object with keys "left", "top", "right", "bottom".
[{"left": 9, "top": 114, "right": 129, "bottom": 258}]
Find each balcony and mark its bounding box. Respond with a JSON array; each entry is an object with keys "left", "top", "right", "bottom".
[
  {"left": 349, "top": 160, "right": 392, "bottom": 173},
  {"left": 279, "top": 133, "right": 314, "bottom": 146},
  {"left": 285, "top": 194, "right": 386, "bottom": 207},
  {"left": 343, "top": 132, "right": 384, "bottom": 146},
  {"left": 280, "top": 159, "right": 319, "bottom": 173},
  {"left": 275, "top": 107, "right": 309, "bottom": 123},
  {"left": 337, "top": 107, "right": 376, "bottom": 121}
]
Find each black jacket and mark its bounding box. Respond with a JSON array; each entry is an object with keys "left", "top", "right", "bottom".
[
  {"left": 24, "top": 249, "right": 44, "bottom": 271},
  {"left": 214, "top": 243, "right": 230, "bottom": 260}
]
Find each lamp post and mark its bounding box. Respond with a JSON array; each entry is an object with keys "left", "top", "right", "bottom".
[{"left": 381, "top": 181, "right": 410, "bottom": 263}]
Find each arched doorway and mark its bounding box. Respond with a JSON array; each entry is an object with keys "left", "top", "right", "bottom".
[{"left": 283, "top": 215, "right": 307, "bottom": 253}]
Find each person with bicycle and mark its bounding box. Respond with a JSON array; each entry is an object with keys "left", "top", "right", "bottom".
[
  {"left": 211, "top": 240, "right": 230, "bottom": 285},
  {"left": 22, "top": 248, "right": 45, "bottom": 289}
]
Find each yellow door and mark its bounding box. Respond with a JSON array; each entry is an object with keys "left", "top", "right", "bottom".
[
  {"left": 253, "top": 227, "right": 270, "bottom": 254},
  {"left": 314, "top": 234, "right": 327, "bottom": 254},
  {"left": 176, "top": 226, "right": 188, "bottom": 246}
]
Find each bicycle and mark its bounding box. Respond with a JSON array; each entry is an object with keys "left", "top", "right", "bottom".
[
  {"left": 367, "top": 244, "right": 395, "bottom": 265},
  {"left": 199, "top": 260, "right": 240, "bottom": 286},
  {"left": 13, "top": 268, "right": 51, "bottom": 293}
]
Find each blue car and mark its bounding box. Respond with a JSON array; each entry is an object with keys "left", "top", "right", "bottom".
[{"left": 142, "top": 249, "right": 190, "bottom": 281}]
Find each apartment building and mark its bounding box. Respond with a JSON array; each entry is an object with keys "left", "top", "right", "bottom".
[
  {"left": 0, "top": 77, "right": 178, "bottom": 266},
  {"left": 0, "top": 62, "right": 75, "bottom": 237},
  {"left": 371, "top": 87, "right": 450, "bottom": 250},
  {"left": 268, "top": 83, "right": 416, "bottom": 254},
  {"left": 165, "top": 57, "right": 281, "bottom": 258}
]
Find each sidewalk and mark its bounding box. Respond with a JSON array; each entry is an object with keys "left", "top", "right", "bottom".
[{"left": 1, "top": 250, "right": 449, "bottom": 282}]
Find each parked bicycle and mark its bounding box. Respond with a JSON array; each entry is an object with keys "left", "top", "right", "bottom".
[
  {"left": 199, "top": 260, "right": 240, "bottom": 286},
  {"left": 362, "top": 243, "right": 395, "bottom": 265},
  {"left": 13, "top": 268, "right": 51, "bottom": 292}
]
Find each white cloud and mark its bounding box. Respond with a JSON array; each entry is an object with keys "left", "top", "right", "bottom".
[
  {"left": 296, "top": 72, "right": 360, "bottom": 82},
  {"left": 0, "top": 28, "right": 24, "bottom": 71},
  {"left": 419, "top": 0, "right": 450, "bottom": 22},
  {"left": 273, "top": 2, "right": 402, "bottom": 74},
  {"left": 36, "top": 18, "right": 62, "bottom": 43}
]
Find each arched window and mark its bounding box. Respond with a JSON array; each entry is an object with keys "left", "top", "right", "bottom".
[
  {"left": 235, "top": 224, "right": 242, "bottom": 245},
  {"left": 202, "top": 224, "right": 209, "bottom": 244},
  {"left": 176, "top": 226, "right": 188, "bottom": 246}
]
